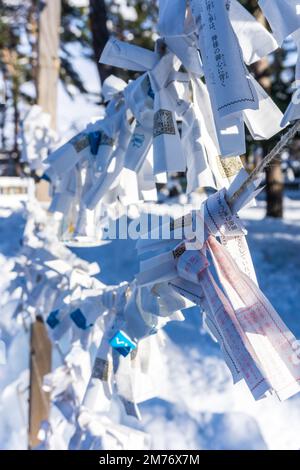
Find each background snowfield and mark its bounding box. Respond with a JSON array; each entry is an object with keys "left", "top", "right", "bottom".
[{"left": 0, "top": 193, "right": 300, "bottom": 450}]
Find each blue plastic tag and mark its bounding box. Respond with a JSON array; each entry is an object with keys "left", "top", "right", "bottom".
[
  {"left": 41, "top": 173, "right": 51, "bottom": 182},
  {"left": 70, "top": 308, "right": 92, "bottom": 330},
  {"left": 88, "top": 131, "right": 102, "bottom": 155},
  {"left": 46, "top": 309, "right": 60, "bottom": 329},
  {"left": 109, "top": 330, "right": 137, "bottom": 357}
]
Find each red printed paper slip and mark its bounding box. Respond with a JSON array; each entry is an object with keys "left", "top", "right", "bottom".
[
  {"left": 220, "top": 234, "right": 258, "bottom": 284},
  {"left": 204, "top": 311, "right": 243, "bottom": 384},
  {"left": 199, "top": 268, "right": 270, "bottom": 400},
  {"left": 176, "top": 249, "right": 209, "bottom": 284},
  {"left": 204, "top": 188, "right": 258, "bottom": 284},
  {"left": 208, "top": 235, "right": 300, "bottom": 401},
  {"left": 236, "top": 305, "right": 300, "bottom": 400}
]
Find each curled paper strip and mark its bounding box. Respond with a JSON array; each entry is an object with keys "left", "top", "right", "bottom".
[{"left": 259, "top": 0, "right": 300, "bottom": 45}]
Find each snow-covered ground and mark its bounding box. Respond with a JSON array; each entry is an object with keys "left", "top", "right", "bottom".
[{"left": 0, "top": 192, "right": 300, "bottom": 450}]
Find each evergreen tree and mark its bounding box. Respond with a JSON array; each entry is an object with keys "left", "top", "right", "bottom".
[
  {"left": 0, "top": 0, "right": 92, "bottom": 165},
  {"left": 89, "top": 0, "right": 158, "bottom": 86},
  {"left": 241, "top": 0, "right": 297, "bottom": 218}
]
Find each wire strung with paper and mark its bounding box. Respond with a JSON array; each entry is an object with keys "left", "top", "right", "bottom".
[
  {"left": 4, "top": 0, "right": 300, "bottom": 449},
  {"left": 1, "top": 202, "right": 153, "bottom": 448}
]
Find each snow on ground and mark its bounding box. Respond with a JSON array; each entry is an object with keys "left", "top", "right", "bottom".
[{"left": 1, "top": 192, "right": 299, "bottom": 449}]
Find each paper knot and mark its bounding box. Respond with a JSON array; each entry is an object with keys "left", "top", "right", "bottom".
[{"left": 203, "top": 188, "right": 246, "bottom": 238}]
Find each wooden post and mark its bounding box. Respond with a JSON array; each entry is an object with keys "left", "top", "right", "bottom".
[
  {"left": 28, "top": 316, "right": 52, "bottom": 449},
  {"left": 36, "top": 0, "right": 61, "bottom": 203},
  {"left": 28, "top": 0, "right": 61, "bottom": 449},
  {"left": 37, "top": 0, "right": 61, "bottom": 130}
]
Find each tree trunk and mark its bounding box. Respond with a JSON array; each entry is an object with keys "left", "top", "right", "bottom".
[
  {"left": 12, "top": 74, "right": 19, "bottom": 154},
  {"left": 266, "top": 158, "right": 284, "bottom": 217},
  {"left": 37, "top": 0, "right": 61, "bottom": 130},
  {"left": 250, "top": 4, "right": 284, "bottom": 218},
  {"left": 0, "top": 65, "right": 8, "bottom": 150},
  {"left": 89, "top": 0, "right": 112, "bottom": 86}
]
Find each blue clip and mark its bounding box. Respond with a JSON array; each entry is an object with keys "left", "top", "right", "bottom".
[
  {"left": 88, "top": 131, "right": 101, "bottom": 155},
  {"left": 46, "top": 310, "right": 60, "bottom": 329},
  {"left": 109, "top": 330, "right": 136, "bottom": 357},
  {"left": 70, "top": 308, "right": 92, "bottom": 330},
  {"left": 41, "top": 173, "right": 51, "bottom": 183},
  {"left": 147, "top": 83, "right": 155, "bottom": 100}
]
